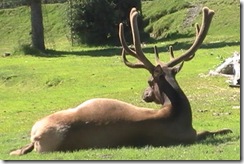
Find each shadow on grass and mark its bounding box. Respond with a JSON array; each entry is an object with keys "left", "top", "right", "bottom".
[
  {"left": 35, "top": 47, "right": 122, "bottom": 58},
  {"left": 195, "top": 135, "right": 239, "bottom": 146},
  {"left": 142, "top": 40, "right": 240, "bottom": 55},
  {"left": 29, "top": 40, "right": 240, "bottom": 58}
]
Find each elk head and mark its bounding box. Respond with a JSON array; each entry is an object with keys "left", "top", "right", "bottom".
[{"left": 119, "top": 7, "right": 215, "bottom": 105}]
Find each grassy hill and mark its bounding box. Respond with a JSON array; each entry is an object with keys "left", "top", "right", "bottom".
[
  {"left": 0, "top": 0, "right": 240, "bottom": 55},
  {"left": 0, "top": 3, "right": 69, "bottom": 54},
  {"left": 142, "top": 0, "right": 240, "bottom": 41}
]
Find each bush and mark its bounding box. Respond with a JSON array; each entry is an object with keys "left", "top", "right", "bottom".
[{"left": 67, "top": 0, "right": 147, "bottom": 45}]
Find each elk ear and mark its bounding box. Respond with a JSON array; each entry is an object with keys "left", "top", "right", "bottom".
[
  {"left": 153, "top": 65, "right": 163, "bottom": 78},
  {"left": 172, "top": 62, "right": 184, "bottom": 75}
]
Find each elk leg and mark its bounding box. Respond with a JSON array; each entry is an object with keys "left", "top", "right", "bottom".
[
  {"left": 196, "top": 128, "right": 232, "bottom": 141},
  {"left": 10, "top": 142, "right": 34, "bottom": 156}
]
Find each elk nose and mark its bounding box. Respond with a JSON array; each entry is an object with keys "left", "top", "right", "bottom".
[{"left": 142, "top": 88, "right": 154, "bottom": 102}]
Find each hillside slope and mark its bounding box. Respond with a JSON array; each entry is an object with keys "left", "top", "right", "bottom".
[
  {"left": 0, "top": 3, "right": 68, "bottom": 54},
  {"left": 0, "top": 0, "right": 240, "bottom": 55},
  {"left": 142, "top": 0, "right": 240, "bottom": 41}
]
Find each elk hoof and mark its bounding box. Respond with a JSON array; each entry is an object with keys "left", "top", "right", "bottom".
[{"left": 9, "top": 149, "right": 22, "bottom": 156}]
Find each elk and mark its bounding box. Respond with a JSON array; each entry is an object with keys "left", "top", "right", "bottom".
[{"left": 10, "top": 7, "right": 231, "bottom": 156}]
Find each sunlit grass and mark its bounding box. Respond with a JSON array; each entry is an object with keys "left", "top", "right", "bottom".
[{"left": 0, "top": 44, "right": 240, "bottom": 160}]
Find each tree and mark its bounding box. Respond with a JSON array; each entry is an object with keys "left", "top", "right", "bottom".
[
  {"left": 30, "top": 0, "right": 45, "bottom": 51},
  {"left": 67, "top": 0, "right": 145, "bottom": 45},
  {"left": 68, "top": 0, "right": 116, "bottom": 45}
]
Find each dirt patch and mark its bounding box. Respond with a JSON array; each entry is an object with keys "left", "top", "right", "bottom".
[{"left": 182, "top": 3, "right": 203, "bottom": 28}]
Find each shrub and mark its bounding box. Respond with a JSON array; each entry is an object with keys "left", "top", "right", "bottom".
[{"left": 66, "top": 0, "right": 146, "bottom": 45}]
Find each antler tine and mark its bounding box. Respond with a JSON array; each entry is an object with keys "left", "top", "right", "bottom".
[
  {"left": 154, "top": 45, "right": 164, "bottom": 65},
  {"left": 169, "top": 46, "right": 175, "bottom": 60},
  {"left": 118, "top": 9, "right": 140, "bottom": 58},
  {"left": 119, "top": 22, "right": 146, "bottom": 69},
  {"left": 166, "top": 7, "right": 215, "bottom": 67},
  {"left": 155, "top": 45, "right": 176, "bottom": 65},
  {"left": 169, "top": 46, "right": 194, "bottom": 62},
  {"left": 181, "top": 23, "right": 201, "bottom": 62},
  {"left": 121, "top": 49, "right": 147, "bottom": 69},
  {"left": 119, "top": 23, "right": 137, "bottom": 58},
  {"left": 129, "top": 8, "right": 155, "bottom": 73},
  {"left": 119, "top": 8, "right": 155, "bottom": 73},
  {"left": 195, "top": 23, "right": 200, "bottom": 36}
]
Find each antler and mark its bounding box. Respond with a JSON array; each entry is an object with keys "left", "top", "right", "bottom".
[
  {"left": 119, "top": 7, "right": 214, "bottom": 73},
  {"left": 119, "top": 8, "right": 155, "bottom": 74},
  {"left": 166, "top": 7, "right": 215, "bottom": 67}
]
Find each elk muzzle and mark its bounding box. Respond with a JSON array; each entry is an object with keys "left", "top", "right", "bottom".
[{"left": 142, "top": 87, "right": 162, "bottom": 104}]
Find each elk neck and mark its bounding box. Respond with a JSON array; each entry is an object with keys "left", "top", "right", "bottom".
[{"left": 157, "top": 73, "right": 192, "bottom": 120}]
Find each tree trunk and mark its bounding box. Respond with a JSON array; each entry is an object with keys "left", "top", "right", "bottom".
[{"left": 30, "top": 0, "right": 45, "bottom": 51}]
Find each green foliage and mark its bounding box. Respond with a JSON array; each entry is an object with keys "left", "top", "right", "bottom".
[
  {"left": 66, "top": 0, "right": 114, "bottom": 45},
  {"left": 66, "top": 0, "right": 144, "bottom": 45}
]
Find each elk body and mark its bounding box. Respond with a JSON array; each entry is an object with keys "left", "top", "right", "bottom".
[{"left": 10, "top": 7, "right": 231, "bottom": 156}]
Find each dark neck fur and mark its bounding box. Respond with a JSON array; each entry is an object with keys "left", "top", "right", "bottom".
[{"left": 157, "top": 75, "right": 192, "bottom": 119}]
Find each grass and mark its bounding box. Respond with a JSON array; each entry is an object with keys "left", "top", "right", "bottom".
[
  {"left": 142, "top": 0, "right": 240, "bottom": 40},
  {"left": 0, "top": 45, "right": 240, "bottom": 160},
  {"left": 0, "top": 0, "right": 241, "bottom": 161}
]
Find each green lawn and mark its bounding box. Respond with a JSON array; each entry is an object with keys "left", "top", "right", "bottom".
[{"left": 0, "top": 44, "right": 240, "bottom": 160}]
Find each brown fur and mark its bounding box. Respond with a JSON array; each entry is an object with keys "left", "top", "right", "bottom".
[{"left": 10, "top": 97, "right": 197, "bottom": 155}]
